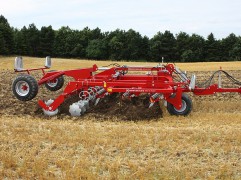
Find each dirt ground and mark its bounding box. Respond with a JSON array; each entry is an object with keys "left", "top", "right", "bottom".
[
  {"left": 1, "top": 70, "right": 163, "bottom": 120},
  {"left": 0, "top": 69, "right": 240, "bottom": 120}
]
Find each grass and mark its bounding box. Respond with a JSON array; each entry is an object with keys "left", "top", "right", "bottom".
[{"left": 0, "top": 56, "right": 241, "bottom": 179}]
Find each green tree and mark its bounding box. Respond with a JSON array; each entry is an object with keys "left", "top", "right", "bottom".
[
  {"left": 108, "top": 29, "right": 125, "bottom": 60},
  {"left": 220, "top": 33, "right": 238, "bottom": 60},
  {"left": 0, "top": 15, "right": 9, "bottom": 26},
  {"left": 3, "top": 14, "right": 241, "bottom": 62},
  {"left": 122, "top": 29, "right": 143, "bottom": 60},
  {"left": 39, "top": 26, "right": 55, "bottom": 56},
  {"left": 181, "top": 49, "right": 195, "bottom": 62},
  {"left": 0, "top": 15, "right": 14, "bottom": 55},
  {"left": 186, "top": 34, "right": 205, "bottom": 62},
  {"left": 13, "top": 29, "right": 28, "bottom": 55},
  {"left": 54, "top": 26, "right": 73, "bottom": 57},
  {"left": 90, "top": 27, "right": 103, "bottom": 39},
  {"left": 204, "top": 33, "right": 220, "bottom": 61},
  {"left": 149, "top": 31, "right": 176, "bottom": 62},
  {"left": 139, "top": 36, "right": 150, "bottom": 60},
  {"left": 86, "top": 39, "right": 108, "bottom": 59},
  {"left": 21, "top": 24, "right": 40, "bottom": 56},
  {"left": 0, "top": 31, "right": 7, "bottom": 54},
  {"left": 76, "top": 27, "right": 99, "bottom": 58},
  {"left": 229, "top": 38, "right": 241, "bottom": 60},
  {"left": 109, "top": 36, "right": 124, "bottom": 60},
  {"left": 176, "top": 32, "right": 190, "bottom": 61}
]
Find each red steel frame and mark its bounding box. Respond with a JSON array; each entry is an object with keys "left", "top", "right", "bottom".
[{"left": 15, "top": 64, "right": 241, "bottom": 113}]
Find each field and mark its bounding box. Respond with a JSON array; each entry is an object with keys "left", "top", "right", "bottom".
[{"left": 0, "top": 57, "right": 241, "bottom": 179}]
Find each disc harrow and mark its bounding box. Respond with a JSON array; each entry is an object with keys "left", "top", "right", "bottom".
[{"left": 12, "top": 57, "right": 241, "bottom": 117}]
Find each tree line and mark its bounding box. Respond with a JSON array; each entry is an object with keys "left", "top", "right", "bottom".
[{"left": 1, "top": 15, "right": 241, "bottom": 62}]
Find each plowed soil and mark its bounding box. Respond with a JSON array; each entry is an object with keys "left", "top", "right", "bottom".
[{"left": 0, "top": 70, "right": 240, "bottom": 120}]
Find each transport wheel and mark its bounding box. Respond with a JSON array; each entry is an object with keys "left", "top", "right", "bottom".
[
  {"left": 167, "top": 93, "right": 192, "bottom": 116},
  {"left": 45, "top": 72, "right": 64, "bottom": 91},
  {"left": 12, "top": 74, "right": 38, "bottom": 101}
]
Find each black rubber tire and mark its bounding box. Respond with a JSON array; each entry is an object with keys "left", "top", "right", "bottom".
[
  {"left": 12, "top": 74, "right": 38, "bottom": 101},
  {"left": 167, "top": 93, "right": 192, "bottom": 116},
  {"left": 45, "top": 74, "right": 64, "bottom": 91}
]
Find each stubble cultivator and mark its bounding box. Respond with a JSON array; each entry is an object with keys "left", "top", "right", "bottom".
[{"left": 12, "top": 57, "right": 241, "bottom": 117}]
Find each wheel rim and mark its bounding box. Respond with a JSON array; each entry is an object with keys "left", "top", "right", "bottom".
[
  {"left": 15, "top": 81, "right": 30, "bottom": 96},
  {"left": 47, "top": 79, "right": 58, "bottom": 87},
  {"left": 174, "top": 100, "right": 187, "bottom": 113}
]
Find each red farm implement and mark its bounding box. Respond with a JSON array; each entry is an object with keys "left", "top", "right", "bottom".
[{"left": 12, "top": 57, "right": 241, "bottom": 117}]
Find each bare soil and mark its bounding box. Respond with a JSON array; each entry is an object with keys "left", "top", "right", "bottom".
[{"left": 0, "top": 70, "right": 240, "bottom": 120}]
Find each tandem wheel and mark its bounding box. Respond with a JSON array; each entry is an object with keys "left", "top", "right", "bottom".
[{"left": 12, "top": 74, "right": 38, "bottom": 101}]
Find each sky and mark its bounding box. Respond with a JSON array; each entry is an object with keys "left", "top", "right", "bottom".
[{"left": 0, "top": 0, "right": 241, "bottom": 39}]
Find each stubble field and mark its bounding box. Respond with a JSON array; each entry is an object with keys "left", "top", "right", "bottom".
[{"left": 0, "top": 57, "right": 241, "bottom": 179}]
